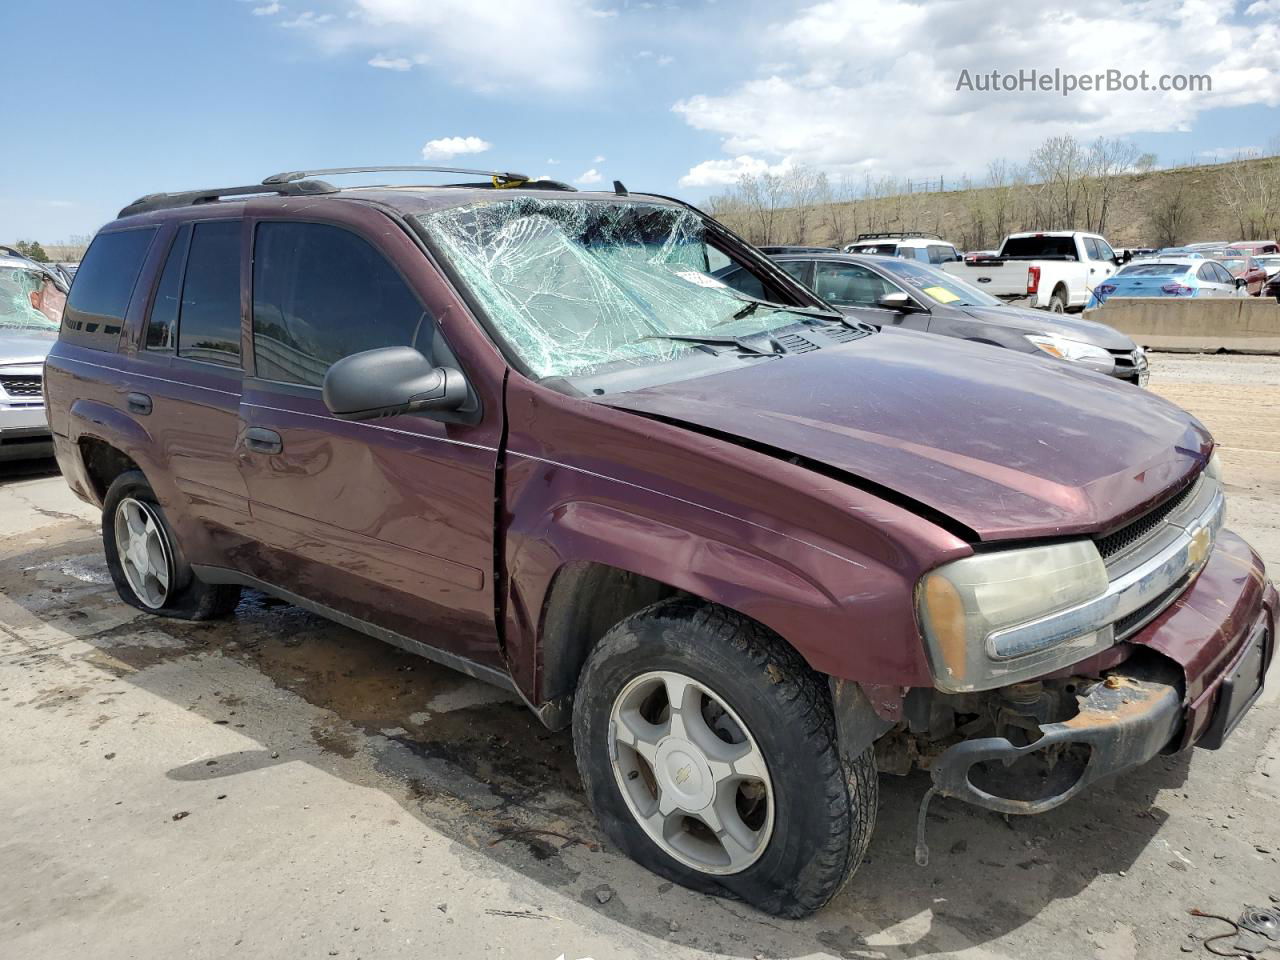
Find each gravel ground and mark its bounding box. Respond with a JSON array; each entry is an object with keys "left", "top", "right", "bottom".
[{"left": 1, "top": 354, "right": 1277, "bottom": 960}]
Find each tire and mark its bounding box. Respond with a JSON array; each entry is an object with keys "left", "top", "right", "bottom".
[
  {"left": 573, "top": 597, "right": 876, "bottom": 918},
  {"left": 102, "top": 470, "right": 241, "bottom": 620},
  {"left": 1047, "top": 289, "right": 1067, "bottom": 313}
]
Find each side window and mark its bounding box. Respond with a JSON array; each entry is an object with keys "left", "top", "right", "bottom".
[
  {"left": 252, "top": 221, "right": 434, "bottom": 387},
  {"left": 1197, "top": 264, "right": 1218, "bottom": 282},
  {"left": 62, "top": 228, "right": 157, "bottom": 350},
  {"left": 709, "top": 265, "right": 766, "bottom": 300},
  {"left": 178, "top": 221, "right": 242, "bottom": 366},
  {"left": 1214, "top": 263, "right": 1236, "bottom": 284},
  {"left": 145, "top": 225, "right": 191, "bottom": 351},
  {"left": 777, "top": 260, "right": 811, "bottom": 285},
  {"left": 1095, "top": 238, "right": 1116, "bottom": 261},
  {"left": 812, "top": 262, "right": 898, "bottom": 307},
  {"left": 926, "top": 244, "right": 956, "bottom": 264},
  {"left": 913, "top": 247, "right": 930, "bottom": 262},
  {"left": 1083, "top": 237, "right": 1102, "bottom": 260}
]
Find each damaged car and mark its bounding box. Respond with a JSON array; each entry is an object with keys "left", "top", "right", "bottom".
[
  {"left": 44, "top": 166, "right": 1276, "bottom": 917},
  {"left": 1, "top": 254, "right": 66, "bottom": 460}
]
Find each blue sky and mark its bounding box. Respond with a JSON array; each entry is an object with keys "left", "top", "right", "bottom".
[{"left": 6, "top": 0, "right": 1279, "bottom": 242}]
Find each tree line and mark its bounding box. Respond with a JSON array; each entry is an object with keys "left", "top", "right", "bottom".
[{"left": 704, "top": 134, "right": 1280, "bottom": 251}]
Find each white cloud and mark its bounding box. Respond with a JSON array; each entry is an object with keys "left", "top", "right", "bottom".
[
  {"left": 368, "top": 53, "right": 412, "bottom": 70},
  {"left": 585, "top": 6, "right": 618, "bottom": 16},
  {"left": 674, "top": 0, "right": 1280, "bottom": 185},
  {"left": 299, "top": 0, "right": 604, "bottom": 92},
  {"left": 252, "top": 2, "right": 281, "bottom": 14},
  {"left": 592, "top": 154, "right": 606, "bottom": 163},
  {"left": 1198, "top": 145, "right": 1262, "bottom": 160},
  {"left": 656, "top": 54, "right": 673, "bottom": 67},
  {"left": 575, "top": 168, "right": 603, "bottom": 185},
  {"left": 422, "top": 135, "right": 492, "bottom": 160},
  {"left": 1245, "top": 0, "right": 1280, "bottom": 13},
  {"left": 281, "top": 10, "right": 334, "bottom": 27},
  {"left": 546, "top": 158, "right": 560, "bottom": 165},
  {"left": 678, "top": 155, "right": 794, "bottom": 188}
]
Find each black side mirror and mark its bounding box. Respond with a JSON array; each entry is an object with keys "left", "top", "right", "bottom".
[
  {"left": 877, "top": 291, "right": 919, "bottom": 312},
  {"left": 322, "top": 346, "right": 468, "bottom": 421},
  {"left": 1235, "top": 277, "right": 1247, "bottom": 288}
]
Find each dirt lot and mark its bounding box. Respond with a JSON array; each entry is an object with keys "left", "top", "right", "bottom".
[{"left": 2, "top": 354, "right": 1278, "bottom": 960}]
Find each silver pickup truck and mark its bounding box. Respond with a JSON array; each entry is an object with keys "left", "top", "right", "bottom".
[{"left": 942, "top": 230, "right": 1122, "bottom": 313}]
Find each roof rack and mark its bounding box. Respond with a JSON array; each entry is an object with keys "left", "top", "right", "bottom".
[
  {"left": 263, "top": 165, "right": 532, "bottom": 185},
  {"left": 117, "top": 179, "right": 337, "bottom": 219},
  {"left": 116, "top": 165, "right": 577, "bottom": 219},
  {"left": 854, "top": 231, "right": 944, "bottom": 241}
]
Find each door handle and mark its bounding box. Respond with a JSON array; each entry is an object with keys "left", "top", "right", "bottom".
[
  {"left": 242, "top": 427, "right": 283, "bottom": 455},
  {"left": 126, "top": 392, "right": 152, "bottom": 415}
]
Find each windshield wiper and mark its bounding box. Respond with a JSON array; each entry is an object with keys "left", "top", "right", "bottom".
[
  {"left": 724, "top": 291, "right": 844, "bottom": 322},
  {"left": 641, "top": 332, "right": 780, "bottom": 355}
]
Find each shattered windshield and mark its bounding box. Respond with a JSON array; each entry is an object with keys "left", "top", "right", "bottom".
[
  {"left": 0, "top": 266, "right": 63, "bottom": 332},
  {"left": 418, "top": 197, "right": 812, "bottom": 378}
]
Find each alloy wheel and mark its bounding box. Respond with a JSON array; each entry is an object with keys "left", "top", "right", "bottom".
[
  {"left": 113, "top": 497, "right": 172, "bottom": 609},
  {"left": 608, "top": 670, "right": 774, "bottom": 875}
]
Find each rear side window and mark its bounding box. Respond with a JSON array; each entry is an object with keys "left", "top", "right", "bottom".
[
  {"left": 178, "top": 221, "right": 242, "bottom": 366},
  {"left": 1196, "top": 264, "right": 1218, "bottom": 282},
  {"left": 62, "top": 228, "right": 157, "bottom": 350},
  {"left": 145, "top": 225, "right": 191, "bottom": 351},
  {"left": 927, "top": 244, "right": 958, "bottom": 264},
  {"left": 251, "top": 222, "right": 434, "bottom": 386}
]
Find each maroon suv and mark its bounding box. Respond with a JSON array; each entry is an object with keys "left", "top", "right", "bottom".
[{"left": 45, "top": 166, "right": 1276, "bottom": 917}]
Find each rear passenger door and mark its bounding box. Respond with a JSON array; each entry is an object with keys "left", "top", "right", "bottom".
[
  {"left": 236, "top": 212, "right": 502, "bottom": 667},
  {"left": 136, "top": 216, "right": 252, "bottom": 547}
]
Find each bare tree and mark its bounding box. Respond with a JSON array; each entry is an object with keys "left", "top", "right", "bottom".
[
  {"left": 1214, "top": 153, "right": 1280, "bottom": 240},
  {"left": 783, "top": 165, "right": 825, "bottom": 244},
  {"left": 1083, "top": 137, "right": 1140, "bottom": 235},
  {"left": 736, "top": 171, "right": 789, "bottom": 244},
  {"left": 817, "top": 173, "right": 858, "bottom": 248},
  {"left": 1028, "top": 134, "right": 1088, "bottom": 227},
  {"left": 1146, "top": 184, "right": 1191, "bottom": 247}
]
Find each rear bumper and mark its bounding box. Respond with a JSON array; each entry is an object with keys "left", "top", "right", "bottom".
[{"left": 928, "top": 529, "right": 1275, "bottom": 814}]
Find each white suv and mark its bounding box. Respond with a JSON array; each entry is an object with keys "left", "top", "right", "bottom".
[{"left": 843, "top": 233, "right": 961, "bottom": 264}]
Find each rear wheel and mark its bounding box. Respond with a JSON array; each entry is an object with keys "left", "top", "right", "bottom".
[
  {"left": 102, "top": 470, "right": 240, "bottom": 620},
  {"left": 1047, "top": 288, "right": 1067, "bottom": 313},
  {"left": 573, "top": 598, "right": 877, "bottom": 917}
]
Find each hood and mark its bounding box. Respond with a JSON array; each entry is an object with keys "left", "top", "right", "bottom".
[
  {"left": 0, "top": 330, "right": 57, "bottom": 366},
  {"left": 957, "top": 304, "right": 1135, "bottom": 350},
  {"left": 599, "top": 328, "right": 1209, "bottom": 541}
]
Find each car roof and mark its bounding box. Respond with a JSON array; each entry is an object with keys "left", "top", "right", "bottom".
[
  {"left": 110, "top": 167, "right": 686, "bottom": 227},
  {"left": 1121, "top": 258, "right": 1202, "bottom": 269},
  {"left": 0, "top": 255, "right": 48, "bottom": 272},
  {"left": 848, "top": 237, "right": 947, "bottom": 245}
]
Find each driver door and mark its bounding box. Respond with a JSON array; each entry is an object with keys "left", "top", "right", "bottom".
[{"left": 235, "top": 212, "right": 504, "bottom": 667}]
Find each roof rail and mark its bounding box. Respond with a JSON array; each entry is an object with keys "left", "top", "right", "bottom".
[
  {"left": 853, "top": 231, "right": 945, "bottom": 241},
  {"left": 262, "top": 165, "right": 532, "bottom": 185},
  {"left": 117, "top": 179, "right": 336, "bottom": 219}
]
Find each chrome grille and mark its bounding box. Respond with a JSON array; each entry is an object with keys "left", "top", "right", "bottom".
[
  {"left": 0, "top": 374, "right": 42, "bottom": 398},
  {"left": 1096, "top": 478, "right": 1199, "bottom": 562}
]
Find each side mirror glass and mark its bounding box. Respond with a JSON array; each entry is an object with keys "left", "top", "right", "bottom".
[
  {"left": 322, "top": 345, "right": 468, "bottom": 421},
  {"left": 877, "top": 291, "right": 917, "bottom": 311}
]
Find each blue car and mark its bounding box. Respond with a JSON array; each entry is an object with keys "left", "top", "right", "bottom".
[{"left": 1087, "top": 257, "right": 1243, "bottom": 308}]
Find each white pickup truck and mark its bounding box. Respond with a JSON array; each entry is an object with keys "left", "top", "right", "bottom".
[{"left": 941, "top": 230, "right": 1122, "bottom": 313}]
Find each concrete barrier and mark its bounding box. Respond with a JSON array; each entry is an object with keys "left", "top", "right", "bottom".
[{"left": 1085, "top": 297, "right": 1280, "bottom": 353}]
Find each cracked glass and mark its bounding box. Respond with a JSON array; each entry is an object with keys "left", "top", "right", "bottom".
[
  {"left": 0, "top": 265, "right": 63, "bottom": 331},
  {"left": 418, "top": 197, "right": 810, "bottom": 378}
]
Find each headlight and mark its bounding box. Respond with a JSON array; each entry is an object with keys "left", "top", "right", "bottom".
[
  {"left": 917, "top": 540, "right": 1110, "bottom": 693},
  {"left": 1205, "top": 449, "right": 1222, "bottom": 482},
  {"left": 1025, "top": 334, "right": 1116, "bottom": 375}
]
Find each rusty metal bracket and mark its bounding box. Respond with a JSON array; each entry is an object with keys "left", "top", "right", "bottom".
[{"left": 928, "top": 674, "right": 1182, "bottom": 816}]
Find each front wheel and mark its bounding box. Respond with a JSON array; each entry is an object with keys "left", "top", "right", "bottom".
[{"left": 573, "top": 598, "right": 876, "bottom": 917}]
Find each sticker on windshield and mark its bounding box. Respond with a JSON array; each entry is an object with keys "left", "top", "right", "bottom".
[
  {"left": 923, "top": 285, "right": 961, "bottom": 303},
  {"left": 674, "top": 270, "right": 727, "bottom": 289}
]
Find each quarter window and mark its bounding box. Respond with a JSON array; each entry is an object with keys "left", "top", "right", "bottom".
[
  {"left": 62, "top": 228, "right": 157, "bottom": 350},
  {"left": 1083, "top": 237, "right": 1102, "bottom": 260},
  {"left": 251, "top": 222, "right": 435, "bottom": 386},
  {"left": 178, "top": 221, "right": 242, "bottom": 366},
  {"left": 1197, "top": 264, "right": 1218, "bottom": 282}
]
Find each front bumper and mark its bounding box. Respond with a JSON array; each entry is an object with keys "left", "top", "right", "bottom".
[
  {"left": 927, "top": 529, "right": 1275, "bottom": 815},
  {"left": 0, "top": 404, "right": 52, "bottom": 461}
]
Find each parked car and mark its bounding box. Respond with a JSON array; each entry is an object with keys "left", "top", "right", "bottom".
[
  {"left": 0, "top": 255, "right": 66, "bottom": 460},
  {"left": 1255, "top": 254, "right": 1280, "bottom": 280},
  {"left": 843, "top": 232, "right": 961, "bottom": 264},
  {"left": 1228, "top": 240, "right": 1279, "bottom": 257},
  {"left": 1087, "top": 257, "right": 1246, "bottom": 308},
  {"left": 1213, "top": 253, "right": 1268, "bottom": 296},
  {"left": 941, "top": 230, "right": 1121, "bottom": 312},
  {"left": 44, "top": 165, "right": 1276, "bottom": 917},
  {"left": 744, "top": 251, "right": 1148, "bottom": 385},
  {"left": 758, "top": 245, "right": 837, "bottom": 255}
]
